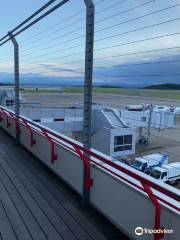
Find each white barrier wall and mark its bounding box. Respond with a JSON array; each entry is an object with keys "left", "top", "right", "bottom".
[
  {"left": 90, "top": 164, "right": 179, "bottom": 239},
  {"left": 0, "top": 108, "right": 179, "bottom": 240},
  {"left": 15, "top": 106, "right": 83, "bottom": 121}
]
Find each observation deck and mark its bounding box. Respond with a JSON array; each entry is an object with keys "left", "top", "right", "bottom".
[
  {"left": 0, "top": 106, "right": 179, "bottom": 240},
  {"left": 0, "top": 128, "right": 126, "bottom": 240}
]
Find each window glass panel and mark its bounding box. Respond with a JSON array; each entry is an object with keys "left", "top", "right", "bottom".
[
  {"left": 124, "top": 145, "right": 132, "bottom": 150},
  {"left": 6, "top": 100, "right": 14, "bottom": 106},
  {"left": 124, "top": 135, "right": 132, "bottom": 144},
  {"left": 114, "top": 136, "right": 123, "bottom": 145},
  {"left": 141, "top": 117, "right": 146, "bottom": 122},
  {"left": 114, "top": 135, "right": 133, "bottom": 152},
  {"left": 114, "top": 146, "right": 124, "bottom": 152}
]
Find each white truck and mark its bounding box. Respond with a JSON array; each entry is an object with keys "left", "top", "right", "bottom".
[
  {"left": 150, "top": 162, "right": 180, "bottom": 184},
  {"left": 130, "top": 154, "right": 168, "bottom": 173}
]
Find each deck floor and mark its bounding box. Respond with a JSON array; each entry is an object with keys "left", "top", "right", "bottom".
[{"left": 0, "top": 129, "right": 129, "bottom": 240}]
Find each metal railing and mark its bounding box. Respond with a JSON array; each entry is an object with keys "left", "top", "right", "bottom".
[{"left": 0, "top": 106, "right": 179, "bottom": 240}]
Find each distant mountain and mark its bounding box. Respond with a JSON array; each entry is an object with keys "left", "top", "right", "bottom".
[
  {"left": 143, "top": 83, "right": 180, "bottom": 90},
  {"left": 0, "top": 73, "right": 84, "bottom": 87},
  {"left": 0, "top": 82, "right": 13, "bottom": 86}
]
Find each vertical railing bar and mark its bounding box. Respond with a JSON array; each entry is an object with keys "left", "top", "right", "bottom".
[
  {"left": 82, "top": 0, "right": 95, "bottom": 207},
  {"left": 8, "top": 32, "right": 20, "bottom": 144}
]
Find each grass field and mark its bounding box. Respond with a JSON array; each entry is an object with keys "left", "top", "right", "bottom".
[{"left": 20, "top": 87, "right": 180, "bottom": 99}]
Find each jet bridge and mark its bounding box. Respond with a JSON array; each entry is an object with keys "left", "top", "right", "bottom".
[
  {"left": 119, "top": 109, "right": 175, "bottom": 129},
  {"left": 119, "top": 107, "right": 176, "bottom": 144},
  {"left": 10, "top": 105, "right": 136, "bottom": 158}
]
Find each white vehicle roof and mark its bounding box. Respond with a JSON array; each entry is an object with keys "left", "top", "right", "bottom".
[
  {"left": 135, "top": 157, "right": 147, "bottom": 163},
  {"left": 126, "top": 105, "right": 144, "bottom": 110},
  {"left": 153, "top": 162, "right": 180, "bottom": 172},
  {"left": 153, "top": 105, "right": 169, "bottom": 109},
  {"left": 135, "top": 154, "right": 167, "bottom": 164},
  {"left": 153, "top": 106, "right": 171, "bottom": 112},
  {"left": 169, "top": 162, "right": 180, "bottom": 167},
  {"left": 140, "top": 154, "right": 167, "bottom": 163},
  {"left": 143, "top": 153, "right": 163, "bottom": 159},
  {"left": 174, "top": 108, "right": 180, "bottom": 114},
  {"left": 163, "top": 162, "right": 180, "bottom": 169}
]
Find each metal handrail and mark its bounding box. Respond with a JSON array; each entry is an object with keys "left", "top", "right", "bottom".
[{"left": 0, "top": 106, "right": 179, "bottom": 209}]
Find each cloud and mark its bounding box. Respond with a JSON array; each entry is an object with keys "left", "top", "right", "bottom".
[
  {"left": 39, "top": 63, "right": 81, "bottom": 73},
  {"left": 15, "top": 62, "right": 83, "bottom": 78}
]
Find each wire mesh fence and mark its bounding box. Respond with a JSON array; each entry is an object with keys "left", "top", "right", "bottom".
[{"left": 0, "top": 0, "right": 180, "bottom": 178}]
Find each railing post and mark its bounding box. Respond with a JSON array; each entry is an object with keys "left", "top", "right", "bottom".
[
  {"left": 142, "top": 184, "right": 164, "bottom": 240},
  {"left": 147, "top": 104, "right": 153, "bottom": 141},
  {"left": 8, "top": 32, "right": 20, "bottom": 144},
  {"left": 82, "top": 0, "right": 95, "bottom": 207}
]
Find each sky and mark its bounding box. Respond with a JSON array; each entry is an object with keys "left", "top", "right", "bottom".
[{"left": 0, "top": 0, "right": 180, "bottom": 86}]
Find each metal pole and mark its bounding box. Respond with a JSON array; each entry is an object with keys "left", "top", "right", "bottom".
[
  {"left": 82, "top": 0, "right": 95, "bottom": 207},
  {"left": 147, "top": 104, "right": 153, "bottom": 142},
  {"left": 8, "top": 32, "right": 20, "bottom": 144}
]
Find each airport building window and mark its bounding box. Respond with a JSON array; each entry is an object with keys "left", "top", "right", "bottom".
[
  {"left": 141, "top": 117, "right": 147, "bottom": 122},
  {"left": 114, "top": 135, "right": 132, "bottom": 152},
  {"left": 6, "top": 100, "right": 14, "bottom": 106}
]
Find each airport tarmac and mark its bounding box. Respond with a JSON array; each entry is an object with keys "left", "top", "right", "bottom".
[
  {"left": 23, "top": 92, "right": 180, "bottom": 108},
  {"left": 23, "top": 92, "right": 180, "bottom": 187}
]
